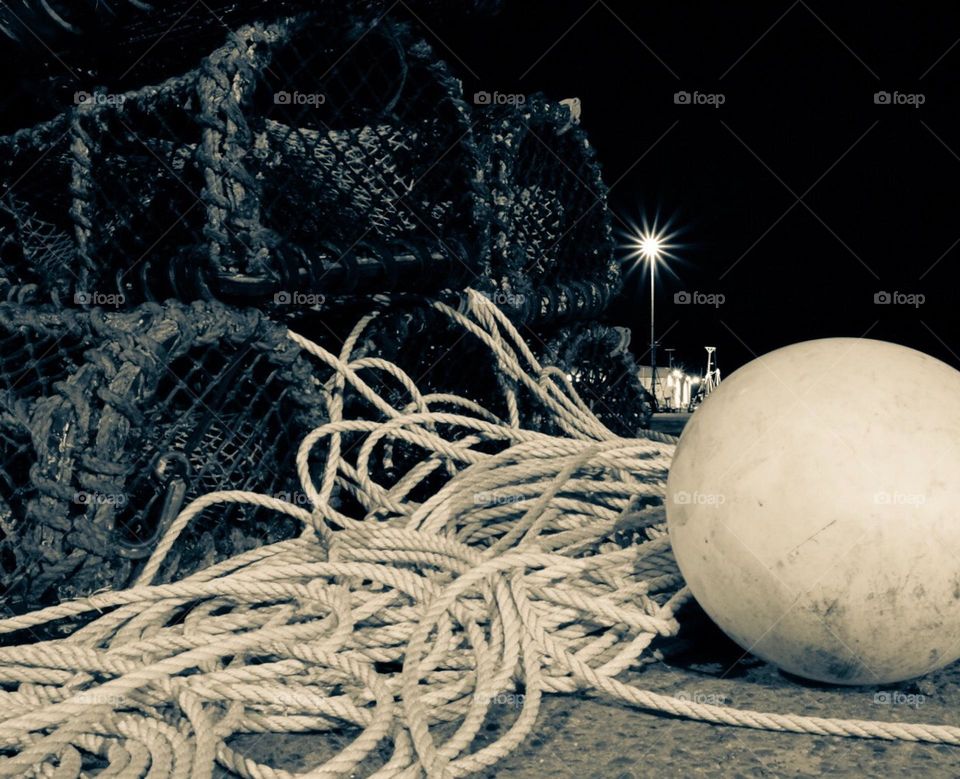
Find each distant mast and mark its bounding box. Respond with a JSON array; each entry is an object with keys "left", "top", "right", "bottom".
[
  {"left": 703, "top": 346, "right": 719, "bottom": 396},
  {"left": 693, "top": 346, "right": 720, "bottom": 407}
]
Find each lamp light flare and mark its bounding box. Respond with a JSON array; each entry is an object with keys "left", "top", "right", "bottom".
[
  {"left": 639, "top": 233, "right": 663, "bottom": 262},
  {"left": 620, "top": 219, "right": 683, "bottom": 269}
]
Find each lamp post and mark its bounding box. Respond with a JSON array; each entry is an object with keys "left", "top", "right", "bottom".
[
  {"left": 638, "top": 231, "right": 663, "bottom": 410},
  {"left": 622, "top": 218, "right": 680, "bottom": 414}
]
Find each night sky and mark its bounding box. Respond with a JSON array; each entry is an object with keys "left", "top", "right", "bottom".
[{"left": 431, "top": 1, "right": 960, "bottom": 377}]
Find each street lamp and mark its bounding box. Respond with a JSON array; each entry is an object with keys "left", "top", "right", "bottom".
[{"left": 624, "top": 224, "right": 672, "bottom": 410}]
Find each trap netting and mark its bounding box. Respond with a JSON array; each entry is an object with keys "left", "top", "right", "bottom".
[
  {"left": 0, "top": 292, "right": 651, "bottom": 619},
  {"left": 0, "top": 11, "right": 616, "bottom": 326},
  {"left": 539, "top": 322, "right": 653, "bottom": 434},
  {"left": 288, "top": 299, "right": 654, "bottom": 443},
  {"left": 481, "top": 98, "right": 618, "bottom": 323},
  {"left": 0, "top": 290, "right": 956, "bottom": 779},
  {"left": 0, "top": 300, "right": 326, "bottom": 614}
]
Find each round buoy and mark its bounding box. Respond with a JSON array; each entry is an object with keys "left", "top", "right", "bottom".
[{"left": 667, "top": 338, "right": 960, "bottom": 685}]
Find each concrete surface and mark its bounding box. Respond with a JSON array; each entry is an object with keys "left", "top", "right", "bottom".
[
  {"left": 648, "top": 412, "right": 693, "bottom": 438},
  {"left": 225, "top": 624, "right": 960, "bottom": 777}
]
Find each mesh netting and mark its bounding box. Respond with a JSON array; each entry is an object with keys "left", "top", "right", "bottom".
[
  {"left": 538, "top": 322, "right": 654, "bottom": 436},
  {"left": 292, "top": 296, "right": 653, "bottom": 450},
  {"left": 0, "top": 300, "right": 326, "bottom": 614},
  {"left": 480, "top": 98, "right": 618, "bottom": 321},
  {"left": 0, "top": 3, "right": 507, "bottom": 138},
  {"left": 0, "top": 11, "right": 617, "bottom": 325}
]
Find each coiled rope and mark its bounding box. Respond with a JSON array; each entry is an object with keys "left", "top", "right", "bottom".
[{"left": 0, "top": 289, "right": 957, "bottom": 778}]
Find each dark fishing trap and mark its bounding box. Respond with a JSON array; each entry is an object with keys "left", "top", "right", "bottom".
[{"left": 0, "top": 1, "right": 655, "bottom": 613}]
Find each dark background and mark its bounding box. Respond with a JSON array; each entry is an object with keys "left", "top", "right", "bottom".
[
  {"left": 431, "top": 1, "right": 960, "bottom": 377},
  {"left": 2, "top": 1, "right": 958, "bottom": 379}
]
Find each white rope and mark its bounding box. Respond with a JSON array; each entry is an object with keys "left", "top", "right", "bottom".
[{"left": 0, "top": 288, "right": 956, "bottom": 778}]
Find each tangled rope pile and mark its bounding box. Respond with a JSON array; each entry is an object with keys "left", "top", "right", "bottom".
[{"left": 0, "top": 290, "right": 958, "bottom": 777}]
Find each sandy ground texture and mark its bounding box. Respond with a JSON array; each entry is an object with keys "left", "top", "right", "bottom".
[{"left": 222, "top": 412, "right": 960, "bottom": 776}]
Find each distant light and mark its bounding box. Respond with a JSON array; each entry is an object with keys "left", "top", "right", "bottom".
[
  {"left": 690, "top": 376, "right": 701, "bottom": 385},
  {"left": 625, "top": 227, "right": 670, "bottom": 265},
  {"left": 640, "top": 233, "right": 663, "bottom": 261},
  {"left": 619, "top": 215, "right": 683, "bottom": 270}
]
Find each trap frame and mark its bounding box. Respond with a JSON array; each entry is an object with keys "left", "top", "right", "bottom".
[{"left": 0, "top": 300, "right": 325, "bottom": 613}]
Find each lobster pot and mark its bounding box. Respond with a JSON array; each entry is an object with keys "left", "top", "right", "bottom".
[
  {"left": 0, "top": 1, "right": 504, "bottom": 129},
  {"left": 0, "top": 13, "right": 487, "bottom": 308},
  {"left": 305, "top": 299, "right": 650, "bottom": 457},
  {"left": 537, "top": 322, "right": 653, "bottom": 436},
  {"left": 0, "top": 301, "right": 326, "bottom": 614},
  {"left": 251, "top": 15, "right": 488, "bottom": 298},
  {"left": 0, "top": 306, "right": 90, "bottom": 596},
  {"left": 479, "top": 96, "right": 620, "bottom": 322}
]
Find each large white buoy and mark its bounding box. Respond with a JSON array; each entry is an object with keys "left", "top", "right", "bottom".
[{"left": 666, "top": 338, "right": 960, "bottom": 685}]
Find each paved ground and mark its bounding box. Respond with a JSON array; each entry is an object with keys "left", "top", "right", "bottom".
[
  {"left": 230, "top": 629, "right": 960, "bottom": 777},
  {"left": 229, "top": 410, "right": 960, "bottom": 776},
  {"left": 648, "top": 411, "right": 693, "bottom": 438}
]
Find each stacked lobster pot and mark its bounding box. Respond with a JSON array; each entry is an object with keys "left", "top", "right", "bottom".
[
  {"left": 0, "top": 302, "right": 325, "bottom": 614},
  {"left": 479, "top": 95, "right": 620, "bottom": 325},
  {"left": 0, "top": 13, "right": 493, "bottom": 308},
  {"left": 0, "top": 3, "right": 652, "bottom": 612}
]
